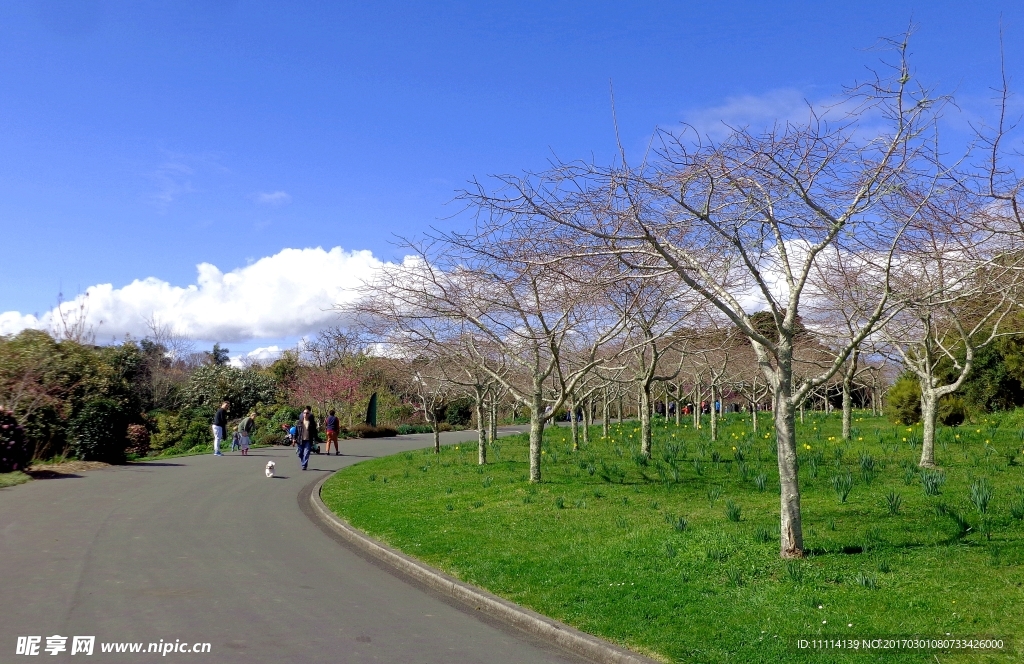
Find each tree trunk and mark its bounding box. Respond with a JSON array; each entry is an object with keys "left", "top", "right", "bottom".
[
  {"left": 490, "top": 398, "right": 498, "bottom": 443},
  {"left": 640, "top": 382, "right": 653, "bottom": 458},
  {"left": 617, "top": 394, "right": 624, "bottom": 424},
  {"left": 432, "top": 421, "right": 441, "bottom": 454},
  {"left": 841, "top": 381, "right": 852, "bottom": 442},
  {"left": 692, "top": 386, "right": 700, "bottom": 428},
  {"left": 674, "top": 383, "right": 681, "bottom": 426},
  {"left": 751, "top": 400, "right": 758, "bottom": 431},
  {"left": 529, "top": 393, "right": 545, "bottom": 482},
  {"left": 919, "top": 386, "right": 938, "bottom": 468},
  {"left": 475, "top": 394, "right": 487, "bottom": 465},
  {"left": 774, "top": 376, "right": 804, "bottom": 558},
  {"left": 570, "top": 396, "right": 579, "bottom": 451},
  {"left": 582, "top": 397, "right": 591, "bottom": 446},
  {"left": 602, "top": 388, "right": 610, "bottom": 438},
  {"left": 709, "top": 383, "right": 718, "bottom": 442}
]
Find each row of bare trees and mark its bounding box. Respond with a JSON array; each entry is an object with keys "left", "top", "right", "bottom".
[{"left": 343, "top": 36, "right": 1024, "bottom": 559}]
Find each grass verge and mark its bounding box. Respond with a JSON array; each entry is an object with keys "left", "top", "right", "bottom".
[
  {"left": 321, "top": 412, "right": 1024, "bottom": 663},
  {"left": 0, "top": 470, "right": 31, "bottom": 488}
]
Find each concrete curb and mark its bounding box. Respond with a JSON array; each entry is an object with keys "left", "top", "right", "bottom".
[{"left": 310, "top": 474, "right": 660, "bottom": 664}]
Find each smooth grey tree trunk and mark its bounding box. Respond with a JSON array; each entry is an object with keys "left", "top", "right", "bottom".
[
  {"left": 529, "top": 392, "right": 545, "bottom": 482},
  {"left": 475, "top": 393, "right": 487, "bottom": 465},
  {"left": 639, "top": 383, "right": 653, "bottom": 458},
  {"left": 602, "top": 388, "right": 610, "bottom": 438},
  {"left": 919, "top": 386, "right": 939, "bottom": 468},
  {"left": 773, "top": 370, "right": 803, "bottom": 558},
  {"left": 489, "top": 399, "right": 498, "bottom": 443},
  {"left": 674, "top": 383, "right": 681, "bottom": 426},
  {"left": 709, "top": 384, "right": 718, "bottom": 442},
  {"left": 582, "top": 397, "right": 591, "bottom": 447},
  {"left": 570, "top": 396, "right": 579, "bottom": 451}
]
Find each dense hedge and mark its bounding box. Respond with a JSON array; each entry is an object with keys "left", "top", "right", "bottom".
[
  {"left": 68, "top": 399, "right": 129, "bottom": 463},
  {"left": 0, "top": 409, "right": 30, "bottom": 473}
]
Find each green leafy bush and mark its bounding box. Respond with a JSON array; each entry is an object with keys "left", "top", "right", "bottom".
[
  {"left": 176, "top": 417, "right": 213, "bottom": 452},
  {"left": 444, "top": 398, "right": 473, "bottom": 427},
  {"left": 349, "top": 423, "right": 398, "bottom": 438},
  {"left": 885, "top": 375, "right": 921, "bottom": 425},
  {"left": 68, "top": 398, "right": 128, "bottom": 463},
  {"left": 937, "top": 395, "right": 968, "bottom": 426},
  {"left": 179, "top": 364, "right": 276, "bottom": 416},
  {"left": 259, "top": 406, "right": 300, "bottom": 441},
  {"left": 257, "top": 431, "right": 284, "bottom": 447},
  {"left": 149, "top": 412, "right": 185, "bottom": 452},
  {"left": 0, "top": 409, "right": 31, "bottom": 473},
  {"left": 397, "top": 424, "right": 434, "bottom": 435}
]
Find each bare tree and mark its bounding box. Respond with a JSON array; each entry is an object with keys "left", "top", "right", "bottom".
[
  {"left": 52, "top": 291, "right": 100, "bottom": 344},
  {"left": 462, "top": 36, "right": 945, "bottom": 557},
  {"left": 350, "top": 240, "right": 627, "bottom": 482},
  {"left": 604, "top": 272, "right": 698, "bottom": 457},
  {"left": 881, "top": 209, "right": 1019, "bottom": 467}
]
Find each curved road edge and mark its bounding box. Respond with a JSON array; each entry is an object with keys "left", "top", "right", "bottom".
[{"left": 308, "top": 473, "right": 660, "bottom": 664}]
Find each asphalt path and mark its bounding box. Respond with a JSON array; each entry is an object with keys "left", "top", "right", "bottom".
[{"left": 0, "top": 429, "right": 593, "bottom": 663}]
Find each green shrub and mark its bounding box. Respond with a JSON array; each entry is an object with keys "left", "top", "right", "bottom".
[
  {"left": 397, "top": 424, "right": 434, "bottom": 435},
  {"left": 256, "top": 431, "right": 283, "bottom": 447},
  {"left": 179, "top": 364, "right": 276, "bottom": 416},
  {"left": 179, "top": 418, "right": 213, "bottom": 451},
  {"left": 885, "top": 375, "right": 921, "bottom": 425},
  {"left": 938, "top": 395, "right": 969, "bottom": 426},
  {"left": 149, "top": 412, "right": 185, "bottom": 451},
  {"left": 444, "top": 398, "right": 473, "bottom": 427},
  {"left": 68, "top": 399, "right": 128, "bottom": 463},
  {"left": 259, "top": 406, "right": 300, "bottom": 442},
  {"left": 349, "top": 423, "right": 398, "bottom": 438},
  {"left": 0, "top": 409, "right": 31, "bottom": 473}
]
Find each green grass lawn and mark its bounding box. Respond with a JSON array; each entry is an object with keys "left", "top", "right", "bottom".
[{"left": 321, "top": 412, "right": 1024, "bottom": 663}]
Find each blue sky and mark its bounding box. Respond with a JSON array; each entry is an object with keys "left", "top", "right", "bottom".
[{"left": 0, "top": 1, "right": 1021, "bottom": 359}]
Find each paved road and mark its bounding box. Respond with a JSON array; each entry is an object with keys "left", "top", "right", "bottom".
[{"left": 0, "top": 430, "right": 590, "bottom": 663}]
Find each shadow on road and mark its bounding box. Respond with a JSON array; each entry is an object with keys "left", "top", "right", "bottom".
[
  {"left": 130, "top": 462, "right": 185, "bottom": 467},
  {"left": 25, "top": 469, "right": 83, "bottom": 480}
]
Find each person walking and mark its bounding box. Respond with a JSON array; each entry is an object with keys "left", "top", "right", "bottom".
[
  {"left": 324, "top": 409, "right": 340, "bottom": 455},
  {"left": 211, "top": 401, "right": 230, "bottom": 456},
  {"left": 238, "top": 411, "right": 256, "bottom": 456},
  {"left": 295, "top": 406, "right": 318, "bottom": 471}
]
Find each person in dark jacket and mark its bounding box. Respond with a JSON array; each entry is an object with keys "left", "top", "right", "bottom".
[
  {"left": 211, "top": 401, "right": 230, "bottom": 456},
  {"left": 295, "top": 406, "right": 318, "bottom": 470}
]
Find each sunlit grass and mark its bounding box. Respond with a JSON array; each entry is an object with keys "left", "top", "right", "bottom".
[{"left": 322, "top": 411, "right": 1024, "bottom": 663}]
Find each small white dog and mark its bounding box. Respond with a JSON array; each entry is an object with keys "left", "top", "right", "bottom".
[{"left": 265, "top": 461, "right": 276, "bottom": 478}]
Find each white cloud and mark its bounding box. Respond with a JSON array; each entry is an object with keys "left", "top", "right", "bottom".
[
  {"left": 683, "top": 88, "right": 815, "bottom": 140},
  {"left": 0, "top": 311, "right": 44, "bottom": 335},
  {"left": 0, "top": 247, "right": 398, "bottom": 343},
  {"left": 228, "top": 345, "right": 285, "bottom": 368},
  {"left": 254, "top": 190, "right": 292, "bottom": 205}
]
